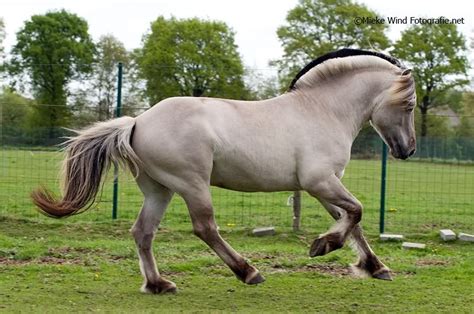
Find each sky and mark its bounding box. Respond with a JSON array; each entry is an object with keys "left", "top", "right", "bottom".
[{"left": 1, "top": 0, "right": 473, "bottom": 73}]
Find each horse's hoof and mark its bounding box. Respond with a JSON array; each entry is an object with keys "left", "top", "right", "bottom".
[
  {"left": 141, "top": 279, "right": 178, "bottom": 294},
  {"left": 372, "top": 269, "right": 393, "bottom": 281},
  {"left": 245, "top": 271, "right": 265, "bottom": 285},
  {"left": 309, "top": 235, "right": 343, "bottom": 257}
]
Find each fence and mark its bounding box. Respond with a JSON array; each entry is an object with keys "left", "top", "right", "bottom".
[
  {"left": 1, "top": 64, "right": 473, "bottom": 236},
  {"left": 1, "top": 124, "right": 473, "bottom": 236}
]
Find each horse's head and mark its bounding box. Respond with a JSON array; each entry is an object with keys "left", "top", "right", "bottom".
[{"left": 371, "top": 69, "right": 416, "bottom": 160}]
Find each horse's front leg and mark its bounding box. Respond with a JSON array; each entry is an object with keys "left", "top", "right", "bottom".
[
  {"left": 305, "top": 174, "right": 362, "bottom": 257},
  {"left": 319, "top": 200, "right": 392, "bottom": 280}
]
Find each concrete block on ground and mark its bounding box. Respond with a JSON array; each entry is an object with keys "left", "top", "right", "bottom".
[
  {"left": 380, "top": 234, "right": 404, "bottom": 241},
  {"left": 252, "top": 227, "right": 275, "bottom": 236},
  {"left": 458, "top": 233, "right": 474, "bottom": 242},
  {"left": 402, "top": 242, "right": 426, "bottom": 250},
  {"left": 439, "top": 229, "right": 456, "bottom": 241}
]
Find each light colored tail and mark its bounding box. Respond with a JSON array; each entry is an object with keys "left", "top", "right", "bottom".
[{"left": 31, "top": 116, "right": 141, "bottom": 218}]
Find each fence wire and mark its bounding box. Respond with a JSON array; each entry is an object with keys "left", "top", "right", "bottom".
[
  {"left": 1, "top": 68, "right": 473, "bottom": 235},
  {"left": 1, "top": 113, "right": 472, "bottom": 235}
]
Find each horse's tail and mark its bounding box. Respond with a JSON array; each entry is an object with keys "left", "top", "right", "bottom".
[{"left": 31, "top": 116, "right": 141, "bottom": 218}]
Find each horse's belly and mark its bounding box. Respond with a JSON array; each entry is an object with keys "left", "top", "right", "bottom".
[{"left": 210, "top": 160, "right": 299, "bottom": 192}]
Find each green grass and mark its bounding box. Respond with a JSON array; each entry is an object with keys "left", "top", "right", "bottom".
[
  {"left": 0, "top": 216, "right": 473, "bottom": 312},
  {"left": 1, "top": 148, "right": 473, "bottom": 312},
  {"left": 1, "top": 148, "right": 473, "bottom": 234}
]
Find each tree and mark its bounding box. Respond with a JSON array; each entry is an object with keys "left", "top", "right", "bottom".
[
  {"left": 392, "top": 23, "right": 469, "bottom": 137},
  {"left": 121, "top": 57, "right": 148, "bottom": 116},
  {"left": 244, "top": 67, "right": 280, "bottom": 100},
  {"left": 8, "top": 10, "right": 95, "bottom": 137},
  {"left": 136, "top": 17, "right": 248, "bottom": 104},
  {"left": 455, "top": 92, "right": 474, "bottom": 137},
  {"left": 0, "top": 18, "right": 5, "bottom": 70},
  {"left": 0, "top": 88, "right": 35, "bottom": 142},
  {"left": 92, "top": 34, "right": 129, "bottom": 120},
  {"left": 272, "top": 0, "right": 390, "bottom": 88}
]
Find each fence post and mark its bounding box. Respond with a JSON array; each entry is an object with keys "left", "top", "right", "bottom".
[
  {"left": 112, "top": 62, "right": 123, "bottom": 220},
  {"left": 379, "top": 141, "right": 388, "bottom": 234},
  {"left": 292, "top": 191, "right": 301, "bottom": 231}
]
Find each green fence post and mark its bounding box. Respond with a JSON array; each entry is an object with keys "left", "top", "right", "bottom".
[
  {"left": 112, "top": 62, "right": 123, "bottom": 220},
  {"left": 379, "top": 141, "right": 388, "bottom": 234}
]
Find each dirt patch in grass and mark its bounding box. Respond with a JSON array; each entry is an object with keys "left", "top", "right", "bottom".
[
  {"left": 269, "top": 262, "right": 352, "bottom": 277},
  {"left": 0, "top": 256, "right": 82, "bottom": 266},
  {"left": 47, "top": 246, "right": 105, "bottom": 255},
  {"left": 415, "top": 258, "right": 451, "bottom": 267},
  {"left": 300, "top": 264, "right": 352, "bottom": 277},
  {"left": 0, "top": 246, "right": 131, "bottom": 266},
  {"left": 47, "top": 246, "right": 130, "bottom": 262}
]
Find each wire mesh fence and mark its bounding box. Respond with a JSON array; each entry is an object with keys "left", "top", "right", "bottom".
[
  {"left": 1, "top": 115, "right": 472, "bottom": 235},
  {"left": 384, "top": 146, "right": 473, "bottom": 235},
  {"left": 0, "top": 62, "right": 473, "bottom": 235}
]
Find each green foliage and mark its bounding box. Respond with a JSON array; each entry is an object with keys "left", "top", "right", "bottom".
[
  {"left": 120, "top": 58, "right": 148, "bottom": 116},
  {"left": 272, "top": 0, "right": 390, "bottom": 89},
  {"left": 8, "top": 10, "right": 95, "bottom": 136},
  {"left": 0, "top": 88, "right": 35, "bottom": 138},
  {"left": 460, "top": 91, "right": 474, "bottom": 116},
  {"left": 135, "top": 17, "right": 248, "bottom": 104},
  {"left": 0, "top": 17, "right": 5, "bottom": 71},
  {"left": 92, "top": 34, "right": 129, "bottom": 120},
  {"left": 436, "top": 89, "right": 464, "bottom": 114},
  {"left": 392, "top": 23, "right": 469, "bottom": 136},
  {"left": 69, "top": 89, "right": 97, "bottom": 129},
  {"left": 455, "top": 92, "right": 474, "bottom": 137},
  {"left": 244, "top": 68, "right": 280, "bottom": 100},
  {"left": 414, "top": 113, "right": 451, "bottom": 138}
]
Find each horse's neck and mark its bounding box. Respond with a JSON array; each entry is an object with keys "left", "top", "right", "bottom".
[{"left": 292, "top": 72, "right": 390, "bottom": 141}]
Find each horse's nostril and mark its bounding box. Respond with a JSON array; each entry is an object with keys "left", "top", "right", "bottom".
[{"left": 409, "top": 148, "right": 416, "bottom": 157}]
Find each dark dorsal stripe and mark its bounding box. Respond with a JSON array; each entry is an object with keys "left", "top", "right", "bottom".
[{"left": 289, "top": 48, "right": 404, "bottom": 91}]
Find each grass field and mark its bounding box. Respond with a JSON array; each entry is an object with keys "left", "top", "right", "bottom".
[
  {"left": 1, "top": 149, "right": 473, "bottom": 312},
  {"left": 1, "top": 216, "right": 473, "bottom": 312},
  {"left": 1, "top": 148, "right": 473, "bottom": 234}
]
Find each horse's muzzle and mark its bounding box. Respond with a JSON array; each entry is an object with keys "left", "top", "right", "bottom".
[
  {"left": 390, "top": 143, "right": 416, "bottom": 160},
  {"left": 398, "top": 148, "right": 415, "bottom": 160}
]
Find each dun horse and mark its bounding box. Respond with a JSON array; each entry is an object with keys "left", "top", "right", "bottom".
[{"left": 32, "top": 49, "right": 416, "bottom": 294}]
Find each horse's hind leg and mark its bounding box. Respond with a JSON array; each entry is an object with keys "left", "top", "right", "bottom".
[
  {"left": 131, "top": 173, "right": 176, "bottom": 294},
  {"left": 319, "top": 200, "right": 392, "bottom": 280},
  {"left": 182, "top": 188, "right": 265, "bottom": 285}
]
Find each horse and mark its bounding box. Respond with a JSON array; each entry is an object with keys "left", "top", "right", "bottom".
[{"left": 32, "top": 48, "right": 416, "bottom": 294}]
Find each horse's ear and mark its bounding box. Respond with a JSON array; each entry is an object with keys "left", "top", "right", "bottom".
[{"left": 401, "top": 69, "right": 412, "bottom": 76}]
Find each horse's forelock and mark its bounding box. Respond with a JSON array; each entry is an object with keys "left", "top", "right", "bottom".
[{"left": 388, "top": 72, "right": 416, "bottom": 107}]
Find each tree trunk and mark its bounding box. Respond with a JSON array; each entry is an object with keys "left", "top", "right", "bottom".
[
  {"left": 193, "top": 87, "right": 204, "bottom": 97},
  {"left": 420, "top": 106, "right": 428, "bottom": 137},
  {"left": 420, "top": 95, "right": 430, "bottom": 137}
]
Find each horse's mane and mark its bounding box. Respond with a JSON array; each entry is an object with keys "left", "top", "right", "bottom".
[{"left": 289, "top": 48, "right": 406, "bottom": 91}]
